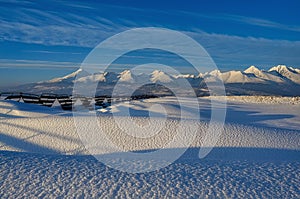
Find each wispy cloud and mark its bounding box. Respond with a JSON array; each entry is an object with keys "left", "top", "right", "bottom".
[
  {"left": 221, "top": 14, "right": 300, "bottom": 32},
  {"left": 0, "top": 1, "right": 299, "bottom": 70},
  {"left": 0, "top": 20, "right": 123, "bottom": 47},
  {"left": 0, "top": 2, "right": 130, "bottom": 47},
  {"left": 186, "top": 30, "right": 300, "bottom": 69},
  {"left": 1, "top": 1, "right": 299, "bottom": 47},
  {"left": 0, "top": 59, "right": 80, "bottom": 69},
  {"left": 178, "top": 11, "right": 300, "bottom": 33},
  {"left": 24, "top": 50, "right": 83, "bottom": 55}
]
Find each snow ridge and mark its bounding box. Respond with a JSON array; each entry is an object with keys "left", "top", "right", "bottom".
[
  {"left": 268, "top": 65, "right": 300, "bottom": 84},
  {"left": 8, "top": 65, "right": 300, "bottom": 96},
  {"left": 43, "top": 65, "right": 300, "bottom": 85}
]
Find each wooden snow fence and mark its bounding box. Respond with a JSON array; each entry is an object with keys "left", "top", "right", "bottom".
[{"left": 0, "top": 92, "right": 161, "bottom": 111}]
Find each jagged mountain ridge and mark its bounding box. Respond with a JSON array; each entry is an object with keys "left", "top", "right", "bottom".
[
  {"left": 268, "top": 65, "right": 300, "bottom": 84},
  {"left": 244, "top": 66, "right": 285, "bottom": 83},
  {"left": 41, "top": 65, "right": 300, "bottom": 85},
  {"left": 5, "top": 65, "right": 300, "bottom": 96}
]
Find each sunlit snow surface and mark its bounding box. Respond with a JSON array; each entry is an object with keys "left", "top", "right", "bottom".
[{"left": 0, "top": 97, "right": 299, "bottom": 198}]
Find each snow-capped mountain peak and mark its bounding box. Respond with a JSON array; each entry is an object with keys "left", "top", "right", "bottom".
[
  {"left": 269, "top": 65, "right": 300, "bottom": 84},
  {"left": 289, "top": 67, "right": 300, "bottom": 74},
  {"left": 244, "top": 65, "right": 261, "bottom": 74},
  {"left": 150, "top": 70, "right": 173, "bottom": 83},
  {"left": 118, "top": 70, "right": 135, "bottom": 83},
  {"left": 9, "top": 65, "right": 300, "bottom": 96},
  {"left": 174, "top": 74, "right": 196, "bottom": 79},
  {"left": 75, "top": 73, "right": 106, "bottom": 83},
  {"left": 222, "top": 70, "right": 262, "bottom": 83},
  {"left": 198, "top": 73, "right": 204, "bottom": 78},
  {"left": 209, "top": 69, "right": 222, "bottom": 76},
  {"left": 46, "top": 68, "right": 88, "bottom": 83},
  {"left": 204, "top": 69, "right": 262, "bottom": 84},
  {"left": 269, "top": 65, "right": 290, "bottom": 73},
  {"left": 244, "top": 65, "right": 285, "bottom": 83},
  {"left": 268, "top": 64, "right": 300, "bottom": 74}
]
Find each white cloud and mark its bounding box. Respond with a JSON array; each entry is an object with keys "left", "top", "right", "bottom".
[
  {"left": 0, "top": 2, "right": 299, "bottom": 70},
  {"left": 24, "top": 50, "right": 83, "bottom": 55},
  {"left": 0, "top": 59, "right": 80, "bottom": 69},
  {"left": 0, "top": 5, "right": 128, "bottom": 47},
  {"left": 221, "top": 14, "right": 300, "bottom": 32},
  {"left": 179, "top": 11, "right": 300, "bottom": 33},
  {"left": 181, "top": 30, "right": 300, "bottom": 69}
]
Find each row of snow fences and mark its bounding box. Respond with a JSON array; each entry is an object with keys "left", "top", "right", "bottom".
[{"left": 0, "top": 92, "right": 159, "bottom": 110}]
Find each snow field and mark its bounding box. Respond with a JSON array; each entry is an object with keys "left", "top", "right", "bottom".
[
  {"left": 208, "top": 95, "right": 300, "bottom": 105},
  {"left": 0, "top": 97, "right": 299, "bottom": 198},
  {"left": 0, "top": 151, "right": 299, "bottom": 198},
  {"left": 0, "top": 115, "right": 299, "bottom": 157}
]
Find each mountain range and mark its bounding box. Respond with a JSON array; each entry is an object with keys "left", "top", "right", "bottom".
[{"left": 4, "top": 65, "right": 300, "bottom": 96}]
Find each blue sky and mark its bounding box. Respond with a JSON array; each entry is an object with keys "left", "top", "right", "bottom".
[{"left": 0, "top": 0, "right": 300, "bottom": 87}]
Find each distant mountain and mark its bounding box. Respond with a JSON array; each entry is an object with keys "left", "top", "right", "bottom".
[
  {"left": 4, "top": 65, "right": 300, "bottom": 96},
  {"left": 174, "top": 74, "right": 196, "bottom": 79},
  {"left": 206, "top": 69, "right": 264, "bottom": 84},
  {"left": 244, "top": 66, "right": 285, "bottom": 83},
  {"left": 268, "top": 65, "right": 300, "bottom": 84},
  {"left": 118, "top": 70, "right": 136, "bottom": 83},
  {"left": 44, "top": 68, "right": 90, "bottom": 83},
  {"left": 76, "top": 73, "right": 106, "bottom": 83},
  {"left": 150, "top": 70, "right": 174, "bottom": 83}
]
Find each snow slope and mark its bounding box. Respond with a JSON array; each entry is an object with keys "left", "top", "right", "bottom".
[
  {"left": 205, "top": 69, "right": 262, "bottom": 84},
  {"left": 76, "top": 73, "right": 106, "bottom": 83},
  {"left": 118, "top": 70, "right": 135, "bottom": 83},
  {"left": 150, "top": 70, "right": 173, "bottom": 83},
  {"left": 221, "top": 70, "right": 264, "bottom": 83},
  {"left": 45, "top": 68, "right": 88, "bottom": 83},
  {"left": 0, "top": 97, "right": 299, "bottom": 198},
  {"left": 244, "top": 65, "right": 285, "bottom": 83},
  {"left": 269, "top": 65, "right": 300, "bottom": 84}
]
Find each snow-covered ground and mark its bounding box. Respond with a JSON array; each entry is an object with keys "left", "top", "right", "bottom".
[
  {"left": 208, "top": 95, "right": 300, "bottom": 105},
  {"left": 0, "top": 97, "right": 299, "bottom": 198}
]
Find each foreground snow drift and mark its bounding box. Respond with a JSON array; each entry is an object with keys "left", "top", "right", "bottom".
[
  {"left": 0, "top": 97, "right": 299, "bottom": 198},
  {"left": 0, "top": 150, "right": 299, "bottom": 198},
  {"left": 1, "top": 116, "right": 299, "bottom": 157}
]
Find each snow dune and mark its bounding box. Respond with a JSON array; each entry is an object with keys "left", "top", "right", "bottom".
[
  {"left": 0, "top": 97, "right": 299, "bottom": 198},
  {"left": 1, "top": 115, "right": 299, "bottom": 155}
]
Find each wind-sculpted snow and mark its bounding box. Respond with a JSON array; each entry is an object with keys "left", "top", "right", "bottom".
[
  {"left": 1, "top": 98, "right": 300, "bottom": 154},
  {"left": 0, "top": 98, "right": 299, "bottom": 198},
  {"left": 0, "top": 116, "right": 299, "bottom": 155},
  {"left": 208, "top": 95, "right": 300, "bottom": 105},
  {"left": 0, "top": 151, "right": 299, "bottom": 198}
]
